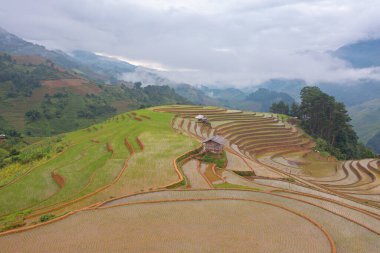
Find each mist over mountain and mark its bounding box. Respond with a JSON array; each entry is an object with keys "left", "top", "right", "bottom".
[
  {"left": 1, "top": 25, "right": 380, "bottom": 153},
  {"left": 71, "top": 50, "right": 136, "bottom": 83},
  {"left": 333, "top": 39, "right": 380, "bottom": 68}
]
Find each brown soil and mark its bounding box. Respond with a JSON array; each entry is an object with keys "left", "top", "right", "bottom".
[
  {"left": 51, "top": 172, "right": 65, "bottom": 188},
  {"left": 140, "top": 115, "right": 151, "bottom": 120},
  {"left": 41, "top": 79, "right": 102, "bottom": 95},
  {"left": 0, "top": 200, "right": 331, "bottom": 253},
  {"left": 11, "top": 55, "right": 46, "bottom": 65},
  {"left": 136, "top": 137, "right": 144, "bottom": 150},
  {"left": 124, "top": 138, "right": 134, "bottom": 154},
  {"left": 106, "top": 143, "right": 113, "bottom": 153}
]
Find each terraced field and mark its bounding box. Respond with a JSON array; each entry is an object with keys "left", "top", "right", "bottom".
[
  {"left": 0, "top": 109, "right": 198, "bottom": 229},
  {"left": 0, "top": 105, "right": 379, "bottom": 252}
]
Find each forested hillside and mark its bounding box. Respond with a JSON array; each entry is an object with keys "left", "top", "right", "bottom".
[
  {"left": 296, "top": 87, "right": 375, "bottom": 159},
  {"left": 0, "top": 53, "right": 189, "bottom": 138}
]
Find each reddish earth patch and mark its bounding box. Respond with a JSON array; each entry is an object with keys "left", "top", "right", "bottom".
[
  {"left": 51, "top": 172, "right": 65, "bottom": 188},
  {"left": 111, "top": 101, "right": 132, "bottom": 113},
  {"left": 11, "top": 55, "right": 46, "bottom": 65},
  {"left": 124, "top": 138, "right": 134, "bottom": 154},
  {"left": 136, "top": 137, "right": 144, "bottom": 150},
  {"left": 41, "top": 79, "right": 102, "bottom": 95},
  {"left": 133, "top": 117, "right": 142, "bottom": 121},
  {"left": 106, "top": 143, "right": 114, "bottom": 153},
  {"left": 140, "top": 115, "right": 151, "bottom": 120},
  {"left": 91, "top": 139, "right": 99, "bottom": 143}
]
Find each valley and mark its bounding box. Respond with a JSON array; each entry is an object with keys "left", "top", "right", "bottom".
[{"left": 1, "top": 7, "right": 380, "bottom": 251}]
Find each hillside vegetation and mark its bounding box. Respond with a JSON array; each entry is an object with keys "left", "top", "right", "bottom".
[{"left": 0, "top": 53, "right": 189, "bottom": 137}]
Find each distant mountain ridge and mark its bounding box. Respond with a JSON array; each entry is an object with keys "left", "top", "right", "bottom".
[
  {"left": 244, "top": 88, "right": 295, "bottom": 111},
  {"left": 0, "top": 27, "right": 191, "bottom": 136},
  {"left": 199, "top": 86, "right": 295, "bottom": 112},
  {"left": 0, "top": 27, "right": 215, "bottom": 106},
  {"left": 71, "top": 50, "right": 136, "bottom": 83},
  {"left": 332, "top": 38, "right": 380, "bottom": 68},
  {"left": 0, "top": 27, "right": 103, "bottom": 81},
  {"left": 1, "top": 26, "right": 379, "bottom": 152}
]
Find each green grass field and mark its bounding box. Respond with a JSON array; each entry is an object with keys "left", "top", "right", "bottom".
[{"left": 0, "top": 109, "right": 198, "bottom": 229}]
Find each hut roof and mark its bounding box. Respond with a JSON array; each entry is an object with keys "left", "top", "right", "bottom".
[
  {"left": 202, "top": 135, "right": 226, "bottom": 145},
  {"left": 195, "top": 114, "right": 206, "bottom": 120}
]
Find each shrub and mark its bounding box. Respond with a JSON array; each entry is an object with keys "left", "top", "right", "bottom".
[
  {"left": 56, "top": 145, "right": 64, "bottom": 153},
  {"left": 198, "top": 151, "right": 227, "bottom": 168},
  {"left": 39, "top": 214, "right": 55, "bottom": 222}
]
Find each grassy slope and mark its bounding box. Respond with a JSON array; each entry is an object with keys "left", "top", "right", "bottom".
[
  {"left": 0, "top": 109, "right": 197, "bottom": 223},
  {"left": 0, "top": 55, "right": 190, "bottom": 136}
]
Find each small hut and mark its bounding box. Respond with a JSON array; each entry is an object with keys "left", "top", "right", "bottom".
[
  {"left": 0, "top": 134, "right": 6, "bottom": 140},
  {"left": 195, "top": 114, "right": 209, "bottom": 124},
  {"left": 202, "top": 135, "right": 226, "bottom": 154}
]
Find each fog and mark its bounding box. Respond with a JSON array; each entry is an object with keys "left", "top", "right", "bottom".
[{"left": 1, "top": 0, "right": 380, "bottom": 86}]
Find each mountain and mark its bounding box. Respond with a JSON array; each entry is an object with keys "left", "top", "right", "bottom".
[
  {"left": 248, "top": 77, "right": 380, "bottom": 147},
  {"left": 0, "top": 27, "right": 107, "bottom": 81},
  {"left": 199, "top": 86, "right": 245, "bottom": 107},
  {"left": 255, "top": 79, "right": 306, "bottom": 102},
  {"left": 118, "top": 67, "right": 219, "bottom": 106},
  {"left": 367, "top": 131, "right": 380, "bottom": 154},
  {"left": 172, "top": 84, "right": 220, "bottom": 106},
  {"left": 196, "top": 86, "right": 295, "bottom": 111},
  {"left": 317, "top": 81, "right": 380, "bottom": 146},
  {"left": 318, "top": 80, "right": 380, "bottom": 107},
  {"left": 348, "top": 98, "right": 380, "bottom": 143},
  {"left": 333, "top": 39, "right": 380, "bottom": 68},
  {"left": 241, "top": 88, "right": 295, "bottom": 112},
  {"left": 71, "top": 50, "right": 136, "bottom": 83},
  {"left": 0, "top": 52, "right": 189, "bottom": 136}
]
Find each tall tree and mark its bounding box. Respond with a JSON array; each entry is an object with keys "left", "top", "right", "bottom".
[
  {"left": 298, "top": 86, "right": 375, "bottom": 159},
  {"left": 270, "top": 101, "right": 289, "bottom": 115}
]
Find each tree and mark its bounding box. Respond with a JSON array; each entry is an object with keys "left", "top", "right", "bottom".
[
  {"left": 133, "top": 82, "right": 142, "bottom": 89},
  {"left": 25, "top": 110, "right": 41, "bottom": 122},
  {"left": 270, "top": 101, "right": 289, "bottom": 115},
  {"left": 298, "top": 86, "right": 375, "bottom": 159},
  {"left": 290, "top": 103, "right": 300, "bottom": 117}
]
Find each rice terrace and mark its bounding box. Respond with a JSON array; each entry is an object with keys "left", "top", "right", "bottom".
[{"left": 0, "top": 105, "right": 378, "bottom": 252}]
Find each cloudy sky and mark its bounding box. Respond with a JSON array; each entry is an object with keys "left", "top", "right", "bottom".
[{"left": 1, "top": 0, "right": 380, "bottom": 86}]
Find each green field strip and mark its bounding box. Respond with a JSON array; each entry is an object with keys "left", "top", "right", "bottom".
[
  {"left": 25, "top": 121, "right": 139, "bottom": 211},
  {"left": 0, "top": 109, "right": 198, "bottom": 221},
  {"left": 0, "top": 113, "right": 132, "bottom": 217}
]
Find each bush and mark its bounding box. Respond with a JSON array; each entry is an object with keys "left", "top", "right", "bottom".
[
  {"left": 314, "top": 138, "right": 345, "bottom": 160},
  {"left": 25, "top": 110, "right": 41, "bottom": 122},
  {"left": 56, "top": 145, "right": 64, "bottom": 153},
  {"left": 198, "top": 151, "right": 227, "bottom": 168},
  {"left": 39, "top": 214, "right": 55, "bottom": 222}
]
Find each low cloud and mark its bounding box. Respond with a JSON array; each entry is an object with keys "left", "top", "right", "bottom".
[{"left": 1, "top": 0, "right": 380, "bottom": 86}]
